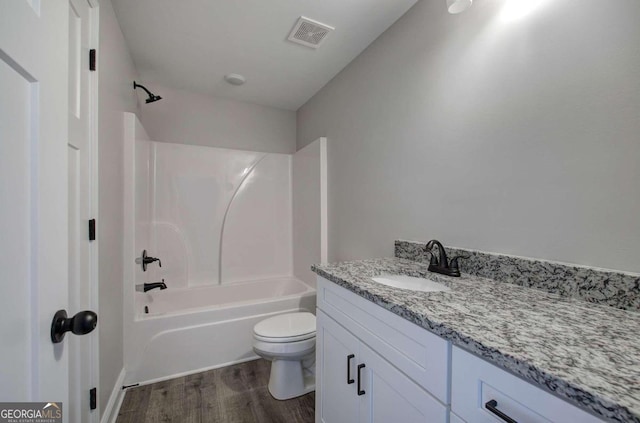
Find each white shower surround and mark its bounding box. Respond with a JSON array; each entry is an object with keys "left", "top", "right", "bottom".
[
  {"left": 122, "top": 113, "right": 323, "bottom": 385},
  {"left": 137, "top": 137, "right": 293, "bottom": 288}
]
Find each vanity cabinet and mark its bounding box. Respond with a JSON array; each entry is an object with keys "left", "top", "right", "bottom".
[
  {"left": 316, "top": 276, "right": 608, "bottom": 423},
  {"left": 316, "top": 277, "right": 449, "bottom": 423}
]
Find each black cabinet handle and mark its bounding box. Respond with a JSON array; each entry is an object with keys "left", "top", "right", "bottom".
[
  {"left": 357, "top": 363, "right": 366, "bottom": 396},
  {"left": 485, "top": 400, "right": 517, "bottom": 423},
  {"left": 347, "top": 354, "right": 355, "bottom": 384}
]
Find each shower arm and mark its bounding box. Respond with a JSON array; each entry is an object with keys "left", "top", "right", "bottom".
[{"left": 133, "top": 81, "right": 154, "bottom": 98}]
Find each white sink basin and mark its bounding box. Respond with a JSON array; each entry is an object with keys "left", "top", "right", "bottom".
[{"left": 371, "top": 274, "right": 451, "bottom": 293}]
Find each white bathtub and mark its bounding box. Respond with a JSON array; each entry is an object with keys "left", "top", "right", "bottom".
[
  {"left": 136, "top": 277, "right": 312, "bottom": 317},
  {"left": 123, "top": 277, "right": 316, "bottom": 385}
]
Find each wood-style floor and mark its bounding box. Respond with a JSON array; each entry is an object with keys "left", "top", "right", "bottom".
[{"left": 115, "top": 359, "right": 315, "bottom": 423}]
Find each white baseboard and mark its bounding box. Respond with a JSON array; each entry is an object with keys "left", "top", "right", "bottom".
[
  {"left": 100, "top": 368, "right": 126, "bottom": 423},
  {"left": 132, "top": 355, "right": 260, "bottom": 387}
]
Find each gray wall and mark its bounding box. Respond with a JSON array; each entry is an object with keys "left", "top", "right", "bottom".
[
  {"left": 139, "top": 85, "right": 297, "bottom": 154},
  {"left": 297, "top": 0, "right": 640, "bottom": 272},
  {"left": 98, "top": 0, "right": 139, "bottom": 416}
]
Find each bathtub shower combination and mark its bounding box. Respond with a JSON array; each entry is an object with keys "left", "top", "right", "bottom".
[{"left": 123, "top": 113, "right": 325, "bottom": 385}]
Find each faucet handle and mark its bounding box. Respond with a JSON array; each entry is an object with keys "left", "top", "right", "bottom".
[
  {"left": 137, "top": 249, "right": 162, "bottom": 271},
  {"left": 449, "top": 255, "right": 470, "bottom": 272}
]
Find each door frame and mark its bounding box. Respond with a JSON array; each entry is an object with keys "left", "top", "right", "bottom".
[
  {"left": 86, "top": 0, "right": 100, "bottom": 418},
  {"left": 80, "top": 0, "right": 103, "bottom": 423}
]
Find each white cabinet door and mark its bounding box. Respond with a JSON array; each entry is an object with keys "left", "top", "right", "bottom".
[
  {"left": 317, "top": 310, "right": 361, "bottom": 423},
  {"left": 359, "top": 342, "right": 448, "bottom": 423},
  {"left": 317, "top": 308, "right": 449, "bottom": 423}
]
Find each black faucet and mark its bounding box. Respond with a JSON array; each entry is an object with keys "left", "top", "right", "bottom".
[
  {"left": 424, "top": 240, "right": 466, "bottom": 277},
  {"left": 137, "top": 279, "right": 167, "bottom": 292}
]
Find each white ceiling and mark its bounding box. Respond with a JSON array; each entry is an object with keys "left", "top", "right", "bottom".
[{"left": 111, "top": 0, "right": 418, "bottom": 111}]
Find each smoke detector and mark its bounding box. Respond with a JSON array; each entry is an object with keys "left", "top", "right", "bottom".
[
  {"left": 224, "top": 73, "right": 246, "bottom": 86},
  {"left": 287, "top": 17, "right": 334, "bottom": 49}
]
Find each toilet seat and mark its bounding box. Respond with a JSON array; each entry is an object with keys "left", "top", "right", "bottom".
[
  {"left": 254, "top": 331, "right": 315, "bottom": 343},
  {"left": 253, "top": 337, "right": 316, "bottom": 358},
  {"left": 253, "top": 312, "right": 316, "bottom": 343}
]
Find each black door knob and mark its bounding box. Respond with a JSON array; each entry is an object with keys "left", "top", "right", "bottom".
[{"left": 51, "top": 309, "right": 98, "bottom": 344}]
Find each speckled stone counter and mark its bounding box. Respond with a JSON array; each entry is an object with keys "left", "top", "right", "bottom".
[
  {"left": 312, "top": 258, "right": 640, "bottom": 423},
  {"left": 396, "top": 240, "right": 640, "bottom": 311}
]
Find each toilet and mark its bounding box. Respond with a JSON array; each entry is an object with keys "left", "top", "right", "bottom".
[{"left": 253, "top": 312, "right": 316, "bottom": 400}]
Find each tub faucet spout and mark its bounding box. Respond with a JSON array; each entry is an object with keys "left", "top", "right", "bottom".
[{"left": 136, "top": 279, "right": 167, "bottom": 292}]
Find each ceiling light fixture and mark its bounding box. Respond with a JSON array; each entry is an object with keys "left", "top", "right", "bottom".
[
  {"left": 447, "top": 0, "right": 472, "bottom": 14},
  {"left": 224, "top": 74, "right": 246, "bottom": 86}
]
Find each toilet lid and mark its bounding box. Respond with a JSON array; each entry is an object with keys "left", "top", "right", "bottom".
[{"left": 254, "top": 312, "right": 316, "bottom": 341}]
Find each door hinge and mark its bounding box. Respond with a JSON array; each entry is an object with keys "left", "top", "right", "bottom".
[
  {"left": 89, "top": 219, "right": 96, "bottom": 241},
  {"left": 89, "top": 49, "right": 96, "bottom": 71},
  {"left": 89, "top": 387, "right": 97, "bottom": 410}
]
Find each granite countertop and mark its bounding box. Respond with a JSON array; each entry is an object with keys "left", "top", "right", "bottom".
[{"left": 312, "top": 257, "right": 640, "bottom": 423}]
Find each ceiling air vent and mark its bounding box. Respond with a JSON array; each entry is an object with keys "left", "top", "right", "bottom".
[{"left": 287, "top": 17, "right": 334, "bottom": 49}]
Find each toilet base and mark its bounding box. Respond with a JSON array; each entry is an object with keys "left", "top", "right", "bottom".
[{"left": 268, "top": 358, "right": 316, "bottom": 400}]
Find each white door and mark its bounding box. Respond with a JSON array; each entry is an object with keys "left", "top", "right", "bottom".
[
  {"left": 358, "top": 342, "right": 448, "bottom": 423},
  {"left": 67, "top": 0, "right": 99, "bottom": 422},
  {"left": 0, "top": 0, "right": 70, "bottom": 414},
  {"left": 316, "top": 310, "right": 360, "bottom": 423}
]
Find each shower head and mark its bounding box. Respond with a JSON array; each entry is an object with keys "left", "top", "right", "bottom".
[{"left": 133, "top": 81, "right": 162, "bottom": 104}]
